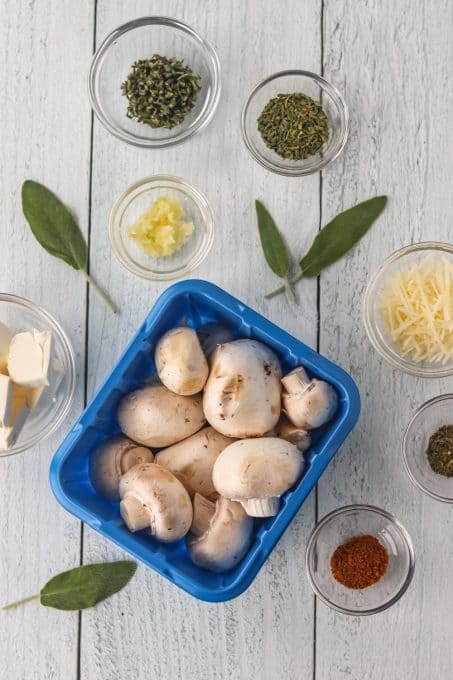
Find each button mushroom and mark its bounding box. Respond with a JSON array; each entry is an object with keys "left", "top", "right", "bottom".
[
  {"left": 282, "top": 367, "right": 338, "bottom": 430},
  {"left": 187, "top": 493, "right": 254, "bottom": 572},
  {"left": 89, "top": 435, "right": 154, "bottom": 501},
  {"left": 119, "top": 463, "right": 193, "bottom": 542},
  {"left": 155, "top": 426, "right": 235, "bottom": 499},
  {"left": 155, "top": 327, "right": 209, "bottom": 396},
  {"left": 117, "top": 384, "right": 205, "bottom": 448},
  {"left": 267, "top": 414, "right": 311, "bottom": 452},
  {"left": 203, "top": 339, "right": 282, "bottom": 438},
  {"left": 212, "top": 437, "right": 304, "bottom": 517}
]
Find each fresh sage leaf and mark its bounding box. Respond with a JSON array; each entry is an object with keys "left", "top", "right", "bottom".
[
  {"left": 2, "top": 561, "right": 137, "bottom": 612},
  {"left": 299, "top": 196, "right": 388, "bottom": 278},
  {"left": 22, "top": 180, "right": 117, "bottom": 313},
  {"left": 255, "top": 200, "right": 295, "bottom": 301}
]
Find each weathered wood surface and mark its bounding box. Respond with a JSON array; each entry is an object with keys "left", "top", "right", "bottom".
[{"left": 1, "top": 0, "right": 452, "bottom": 679}]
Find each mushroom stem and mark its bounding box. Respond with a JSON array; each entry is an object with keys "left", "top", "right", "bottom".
[
  {"left": 281, "top": 366, "right": 310, "bottom": 394},
  {"left": 120, "top": 495, "right": 150, "bottom": 532},
  {"left": 240, "top": 497, "right": 280, "bottom": 517},
  {"left": 190, "top": 494, "right": 216, "bottom": 537}
]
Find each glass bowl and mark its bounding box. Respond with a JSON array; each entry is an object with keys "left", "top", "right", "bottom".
[
  {"left": 0, "top": 294, "right": 76, "bottom": 457},
  {"left": 306, "top": 505, "right": 415, "bottom": 615},
  {"left": 241, "top": 70, "right": 348, "bottom": 176},
  {"left": 363, "top": 242, "right": 453, "bottom": 378},
  {"left": 109, "top": 175, "right": 214, "bottom": 281},
  {"left": 89, "top": 17, "right": 221, "bottom": 148},
  {"left": 403, "top": 394, "right": 453, "bottom": 503}
]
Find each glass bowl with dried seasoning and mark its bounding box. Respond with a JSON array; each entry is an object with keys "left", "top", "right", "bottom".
[
  {"left": 241, "top": 70, "right": 348, "bottom": 176},
  {"left": 89, "top": 17, "right": 221, "bottom": 148},
  {"left": 306, "top": 505, "right": 415, "bottom": 615},
  {"left": 109, "top": 175, "right": 214, "bottom": 281},
  {"left": 403, "top": 394, "right": 453, "bottom": 503}
]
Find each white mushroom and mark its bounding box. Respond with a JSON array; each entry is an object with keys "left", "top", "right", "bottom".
[
  {"left": 89, "top": 435, "right": 154, "bottom": 501},
  {"left": 119, "top": 463, "right": 193, "bottom": 542},
  {"left": 267, "top": 414, "right": 311, "bottom": 452},
  {"left": 117, "top": 384, "right": 205, "bottom": 448},
  {"left": 212, "top": 438, "right": 304, "bottom": 517},
  {"left": 196, "top": 323, "right": 234, "bottom": 358},
  {"left": 187, "top": 493, "right": 254, "bottom": 572},
  {"left": 155, "top": 327, "right": 209, "bottom": 396},
  {"left": 203, "top": 339, "right": 282, "bottom": 438},
  {"left": 155, "top": 426, "right": 235, "bottom": 499},
  {"left": 282, "top": 367, "right": 338, "bottom": 430}
]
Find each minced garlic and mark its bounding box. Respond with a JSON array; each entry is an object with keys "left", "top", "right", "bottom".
[
  {"left": 379, "top": 256, "right": 453, "bottom": 364},
  {"left": 128, "top": 195, "right": 194, "bottom": 258}
]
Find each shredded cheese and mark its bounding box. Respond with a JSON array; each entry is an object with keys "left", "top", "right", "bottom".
[{"left": 378, "top": 256, "right": 453, "bottom": 365}]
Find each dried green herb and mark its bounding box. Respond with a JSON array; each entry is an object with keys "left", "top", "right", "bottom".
[
  {"left": 2, "top": 561, "right": 137, "bottom": 611},
  {"left": 257, "top": 93, "right": 329, "bottom": 160},
  {"left": 257, "top": 196, "right": 388, "bottom": 301},
  {"left": 426, "top": 425, "right": 453, "bottom": 477},
  {"left": 22, "top": 180, "right": 117, "bottom": 313},
  {"left": 121, "top": 54, "right": 201, "bottom": 129}
]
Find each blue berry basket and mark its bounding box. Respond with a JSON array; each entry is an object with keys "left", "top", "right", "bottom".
[{"left": 50, "top": 280, "right": 360, "bottom": 602}]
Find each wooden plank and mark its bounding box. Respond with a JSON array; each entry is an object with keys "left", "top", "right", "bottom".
[
  {"left": 317, "top": 1, "right": 453, "bottom": 678},
  {"left": 0, "top": 1, "right": 93, "bottom": 678},
  {"left": 82, "top": 1, "right": 321, "bottom": 679}
]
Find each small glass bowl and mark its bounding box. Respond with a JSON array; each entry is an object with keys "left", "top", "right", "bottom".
[
  {"left": 306, "top": 505, "right": 415, "bottom": 616},
  {"left": 363, "top": 242, "right": 453, "bottom": 378},
  {"left": 403, "top": 394, "right": 453, "bottom": 503},
  {"left": 0, "top": 294, "right": 76, "bottom": 457},
  {"left": 89, "top": 17, "right": 221, "bottom": 148},
  {"left": 109, "top": 175, "right": 214, "bottom": 281},
  {"left": 241, "top": 70, "right": 348, "bottom": 176}
]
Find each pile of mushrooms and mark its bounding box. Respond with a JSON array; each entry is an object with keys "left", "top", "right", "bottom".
[{"left": 89, "top": 325, "right": 338, "bottom": 573}]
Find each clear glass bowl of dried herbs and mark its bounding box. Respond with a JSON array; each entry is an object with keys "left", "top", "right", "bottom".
[
  {"left": 403, "top": 394, "right": 453, "bottom": 503},
  {"left": 241, "top": 70, "right": 348, "bottom": 176},
  {"left": 89, "top": 17, "right": 221, "bottom": 148}
]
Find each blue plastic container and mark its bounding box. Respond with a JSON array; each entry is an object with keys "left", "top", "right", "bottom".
[{"left": 50, "top": 280, "right": 360, "bottom": 602}]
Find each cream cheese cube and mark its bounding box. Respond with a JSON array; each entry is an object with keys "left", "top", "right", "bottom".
[
  {"left": 0, "top": 321, "right": 12, "bottom": 374},
  {"left": 0, "top": 374, "right": 13, "bottom": 427},
  {"left": 7, "top": 329, "right": 53, "bottom": 388}
]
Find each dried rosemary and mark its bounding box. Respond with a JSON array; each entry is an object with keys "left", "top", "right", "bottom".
[
  {"left": 121, "top": 54, "right": 201, "bottom": 129},
  {"left": 426, "top": 424, "right": 453, "bottom": 477},
  {"left": 257, "top": 92, "right": 329, "bottom": 160}
]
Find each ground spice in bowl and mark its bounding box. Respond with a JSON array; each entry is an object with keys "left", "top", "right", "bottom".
[
  {"left": 426, "top": 424, "right": 453, "bottom": 477},
  {"left": 330, "top": 534, "right": 389, "bottom": 589}
]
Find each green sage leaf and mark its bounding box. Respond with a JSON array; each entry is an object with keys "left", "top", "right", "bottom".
[
  {"left": 255, "top": 200, "right": 290, "bottom": 278},
  {"left": 40, "top": 561, "right": 137, "bottom": 611},
  {"left": 299, "top": 196, "right": 388, "bottom": 278},
  {"left": 22, "top": 180, "right": 87, "bottom": 270}
]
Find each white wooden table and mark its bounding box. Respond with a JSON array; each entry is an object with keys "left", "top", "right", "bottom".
[{"left": 1, "top": 1, "right": 452, "bottom": 678}]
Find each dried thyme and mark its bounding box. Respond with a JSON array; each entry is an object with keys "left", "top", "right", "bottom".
[
  {"left": 426, "top": 424, "right": 453, "bottom": 477},
  {"left": 121, "top": 54, "right": 201, "bottom": 129},
  {"left": 257, "top": 92, "right": 329, "bottom": 160}
]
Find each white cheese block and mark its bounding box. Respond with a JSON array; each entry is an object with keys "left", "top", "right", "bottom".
[
  {"left": 0, "top": 374, "right": 13, "bottom": 427},
  {"left": 0, "top": 321, "right": 12, "bottom": 373},
  {"left": 7, "top": 329, "right": 53, "bottom": 388}
]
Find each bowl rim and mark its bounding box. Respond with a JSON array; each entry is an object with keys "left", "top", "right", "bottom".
[
  {"left": 88, "top": 16, "right": 221, "bottom": 149},
  {"left": 305, "top": 503, "right": 415, "bottom": 616},
  {"left": 363, "top": 241, "right": 453, "bottom": 378},
  {"left": 108, "top": 174, "right": 215, "bottom": 281},
  {"left": 402, "top": 393, "right": 453, "bottom": 503},
  {"left": 240, "top": 69, "right": 349, "bottom": 176},
  {"left": 0, "top": 293, "right": 76, "bottom": 457}
]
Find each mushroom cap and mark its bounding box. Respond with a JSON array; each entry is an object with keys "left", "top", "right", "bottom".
[
  {"left": 187, "top": 495, "right": 254, "bottom": 572},
  {"left": 213, "top": 437, "right": 304, "bottom": 503},
  {"left": 119, "top": 463, "right": 193, "bottom": 542},
  {"left": 282, "top": 367, "right": 338, "bottom": 430},
  {"left": 203, "top": 339, "right": 282, "bottom": 438},
  {"left": 117, "top": 384, "right": 205, "bottom": 448},
  {"left": 268, "top": 414, "right": 311, "bottom": 452},
  {"left": 155, "top": 426, "right": 235, "bottom": 499},
  {"left": 90, "top": 435, "right": 154, "bottom": 501},
  {"left": 155, "top": 327, "right": 209, "bottom": 396}
]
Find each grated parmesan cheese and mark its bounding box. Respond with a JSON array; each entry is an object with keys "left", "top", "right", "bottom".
[{"left": 378, "top": 256, "right": 453, "bottom": 365}]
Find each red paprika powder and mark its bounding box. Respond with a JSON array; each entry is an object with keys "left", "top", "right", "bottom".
[{"left": 330, "top": 534, "right": 389, "bottom": 589}]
